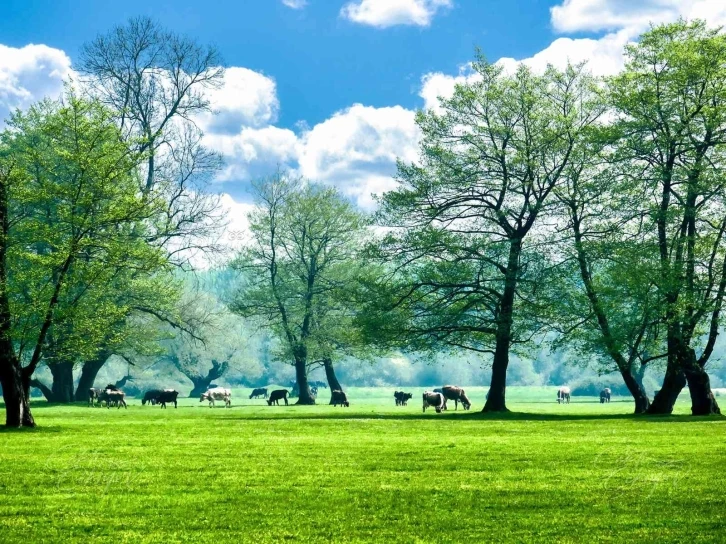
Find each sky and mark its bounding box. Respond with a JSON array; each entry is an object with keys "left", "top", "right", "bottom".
[{"left": 1, "top": 0, "right": 726, "bottom": 226}]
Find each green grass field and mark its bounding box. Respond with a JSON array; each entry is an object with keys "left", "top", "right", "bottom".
[{"left": 1, "top": 387, "right": 725, "bottom": 543}]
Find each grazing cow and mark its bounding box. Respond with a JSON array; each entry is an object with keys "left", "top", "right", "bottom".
[
  {"left": 249, "top": 387, "right": 268, "bottom": 400},
  {"left": 423, "top": 391, "right": 445, "bottom": 413},
  {"left": 441, "top": 385, "right": 472, "bottom": 411},
  {"left": 200, "top": 387, "right": 232, "bottom": 408},
  {"left": 104, "top": 389, "right": 127, "bottom": 409},
  {"left": 88, "top": 388, "right": 103, "bottom": 407},
  {"left": 600, "top": 388, "right": 611, "bottom": 404},
  {"left": 331, "top": 390, "right": 349, "bottom": 407},
  {"left": 157, "top": 389, "right": 179, "bottom": 409},
  {"left": 142, "top": 389, "right": 164, "bottom": 406},
  {"left": 557, "top": 386, "right": 571, "bottom": 404},
  {"left": 267, "top": 389, "right": 289, "bottom": 406},
  {"left": 394, "top": 391, "right": 413, "bottom": 406}
]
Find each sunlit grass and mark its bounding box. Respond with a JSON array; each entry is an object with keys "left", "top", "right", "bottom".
[{"left": 0, "top": 387, "right": 723, "bottom": 543}]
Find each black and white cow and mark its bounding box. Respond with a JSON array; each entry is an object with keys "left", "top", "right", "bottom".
[
  {"left": 267, "top": 389, "right": 289, "bottom": 406},
  {"left": 249, "top": 387, "right": 268, "bottom": 400},
  {"left": 88, "top": 388, "right": 103, "bottom": 407},
  {"left": 423, "top": 391, "right": 445, "bottom": 413},
  {"left": 441, "top": 385, "right": 472, "bottom": 411},
  {"left": 600, "top": 388, "right": 611, "bottom": 404},
  {"left": 557, "top": 386, "right": 571, "bottom": 404},
  {"left": 103, "top": 389, "right": 127, "bottom": 409},
  {"left": 394, "top": 391, "right": 413, "bottom": 406},
  {"left": 142, "top": 389, "right": 164, "bottom": 406},
  {"left": 331, "top": 390, "right": 349, "bottom": 407},
  {"left": 200, "top": 387, "right": 232, "bottom": 408}
]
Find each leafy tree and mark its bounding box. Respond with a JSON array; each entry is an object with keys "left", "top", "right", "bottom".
[
  {"left": 0, "top": 95, "right": 166, "bottom": 426},
  {"left": 371, "top": 60, "right": 600, "bottom": 411},
  {"left": 606, "top": 20, "right": 726, "bottom": 415},
  {"left": 231, "top": 174, "right": 367, "bottom": 404}
]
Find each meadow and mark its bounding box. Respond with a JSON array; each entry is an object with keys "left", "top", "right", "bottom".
[{"left": 1, "top": 387, "right": 724, "bottom": 543}]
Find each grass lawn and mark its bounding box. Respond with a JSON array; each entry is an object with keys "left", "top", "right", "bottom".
[{"left": 1, "top": 387, "right": 724, "bottom": 543}]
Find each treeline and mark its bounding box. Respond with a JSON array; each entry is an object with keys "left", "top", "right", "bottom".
[
  {"left": 234, "top": 21, "right": 726, "bottom": 416},
  {"left": 3, "top": 19, "right": 726, "bottom": 426}
]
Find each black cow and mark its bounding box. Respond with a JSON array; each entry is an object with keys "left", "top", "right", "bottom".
[
  {"left": 331, "top": 390, "right": 349, "bottom": 407},
  {"left": 157, "top": 389, "right": 179, "bottom": 408},
  {"left": 441, "top": 385, "right": 472, "bottom": 411},
  {"left": 394, "top": 391, "right": 413, "bottom": 406},
  {"left": 142, "top": 389, "right": 164, "bottom": 406},
  {"left": 249, "top": 387, "right": 268, "bottom": 400},
  {"left": 267, "top": 389, "right": 289, "bottom": 406}
]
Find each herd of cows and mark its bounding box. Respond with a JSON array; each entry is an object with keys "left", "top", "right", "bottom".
[{"left": 85, "top": 384, "right": 614, "bottom": 410}]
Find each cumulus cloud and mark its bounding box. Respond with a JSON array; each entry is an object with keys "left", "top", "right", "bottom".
[
  {"left": 0, "top": 43, "right": 72, "bottom": 126},
  {"left": 282, "top": 0, "right": 307, "bottom": 9},
  {"left": 195, "top": 67, "right": 279, "bottom": 135},
  {"left": 297, "top": 104, "right": 419, "bottom": 207},
  {"left": 551, "top": 0, "right": 726, "bottom": 34},
  {"left": 341, "top": 0, "right": 452, "bottom": 28}
]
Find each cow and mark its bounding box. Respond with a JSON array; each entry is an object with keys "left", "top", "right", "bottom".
[
  {"left": 441, "top": 385, "right": 472, "bottom": 411},
  {"left": 557, "top": 386, "right": 571, "bottom": 404},
  {"left": 104, "top": 389, "right": 127, "bottom": 409},
  {"left": 331, "top": 390, "right": 349, "bottom": 407},
  {"left": 311, "top": 380, "right": 328, "bottom": 389},
  {"left": 423, "top": 391, "right": 445, "bottom": 413},
  {"left": 394, "top": 391, "right": 413, "bottom": 406},
  {"left": 267, "top": 389, "right": 289, "bottom": 406},
  {"left": 600, "top": 388, "right": 611, "bottom": 404},
  {"left": 157, "top": 389, "right": 179, "bottom": 409},
  {"left": 88, "top": 388, "right": 103, "bottom": 407},
  {"left": 249, "top": 387, "right": 268, "bottom": 400},
  {"left": 200, "top": 387, "right": 232, "bottom": 408},
  {"left": 142, "top": 389, "right": 165, "bottom": 406},
  {"left": 311, "top": 386, "right": 319, "bottom": 396}
]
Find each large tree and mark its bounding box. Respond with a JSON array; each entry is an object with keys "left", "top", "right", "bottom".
[
  {"left": 372, "top": 60, "right": 600, "bottom": 412},
  {"left": 0, "top": 95, "right": 165, "bottom": 426},
  {"left": 607, "top": 21, "right": 726, "bottom": 415},
  {"left": 231, "top": 174, "right": 367, "bottom": 404}
]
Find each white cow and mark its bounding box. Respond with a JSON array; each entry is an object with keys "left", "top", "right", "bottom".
[
  {"left": 423, "top": 391, "right": 446, "bottom": 413},
  {"left": 557, "top": 386, "right": 571, "bottom": 404},
  {"left": 200, "top": 387, "right": 231, "bottom": 408}
]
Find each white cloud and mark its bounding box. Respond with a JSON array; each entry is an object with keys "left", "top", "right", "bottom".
[
  {"left": 282, "top": 0, "right": 307, "bottom": 9},
  {"left": 341, "top": 0, "right": 452, "bottom": 28},
  {"left": 196, "top": 67, "right": 279, "bottom": 134},
  {"left": 551, "top": 0, "right": 726, "bottom": 34},
  {"left": 297, "top": 104, "right": 419, "bottom": 207},
  {"left": 0, "top": 43, "right": 72, "bottom": 126}
]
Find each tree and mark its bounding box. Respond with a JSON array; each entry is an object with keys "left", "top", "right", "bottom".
[
  {"left": 232, "top": 174, "right": 367, "bottom": 404},
  {"left": 0, "top": 95, "right": 165, "bottom": 426},
  {"left": 372, "top": 60, "right": 601, "bottom": 412},
  {"left": 607, "top": 21, "right": 726, "bottom": 415}
]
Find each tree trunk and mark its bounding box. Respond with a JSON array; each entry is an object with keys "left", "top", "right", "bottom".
[
  {"left": 619, "top": 367, "right": 650, "bottom": 414},
  {"left": 483, "top": 238, "right": 520, "bottom": 413},
  {"left": 29, "top": 378, "right": 53, "bottom": 402},
  {"left": 189, "top": 379, "right": 213, "bottom": 398},
  {"left": 294, "top": 357, "right": 315, "bottom": 405},
  {"left": 0, "top": 362, "right": 35, "bottom": 428},
  {"left": 647, "top": 357, "right": 686, "bottom": 415},
  {"left": 75, "top": 353, "right": 109, "bottom": 402},
  {"left": 682, "top": 347, "right": 721, "bottom": 415},
  {"left": 323, "top": 358, "right": 343, "bottom": 404},
  {"left": 49, "top": 362, "right": 75, "bottom": 403}
]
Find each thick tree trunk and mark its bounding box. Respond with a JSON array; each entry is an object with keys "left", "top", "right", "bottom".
[
  {"left": 323, "top": 358, "right": 343, "bottom": 405},
  {"left": 483, "top": 238, "right": 521, "bottom": 413},
  {"left": 29, "top": 378, "right": 53, "bottom": 402},
  {"left": 647, "top": 356, "right": 686, "bottom": 415},
  {"left": 619, "top": 368, "right": 650, "bottom": 414},
  {"left": 294, "top": 357, "right": 315, "bottom": 405},
  {"left": 682, "top": 347, "right": 721, "bottom": 415},
  {"left": 189, "top": 379, "right": 213, "bottom": 398},
  {"left": 1, "top": 363, "right": 35, "bottom": 428},
  {"left": 75, "top": 354, "right": 109, "bottom": 402},
  {"left": 49, "top": 362, "right": 75, "bottom": 403}
]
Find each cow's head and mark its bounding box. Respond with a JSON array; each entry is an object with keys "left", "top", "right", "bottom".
[
  {"left": 200, "top": 393, "right": 209, "bottom": 402},
  {"left": 404, "top": 393, "right": 412, "bottom": 401}
]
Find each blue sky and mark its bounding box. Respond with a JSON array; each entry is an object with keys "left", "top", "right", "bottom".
[
  {"left": 0, "top": 0, "right": 558, "bottom": 129},
  {"left": 1, "top": 0, "right": 724, "bottom": 216}
]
